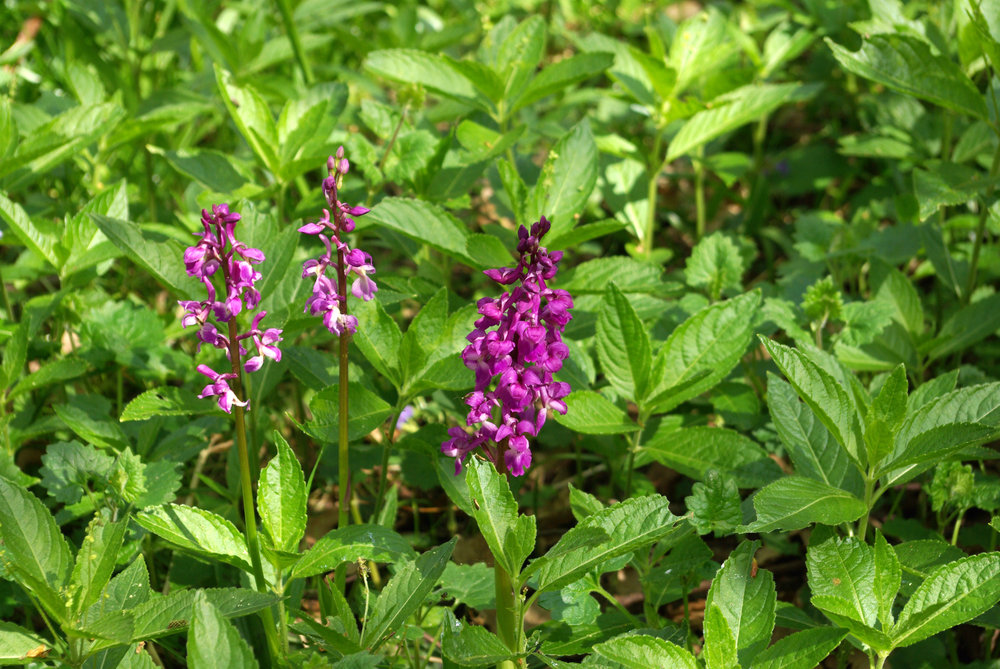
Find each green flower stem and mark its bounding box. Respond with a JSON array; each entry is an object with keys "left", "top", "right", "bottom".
[
  {"left": 624, "top": 423, "right": 645, "bottom": 499},
  {"left": 274, "top": 0, "right": 314, "bottom": 84},
  {"left": 694, "top": 145, "right": 706, "bottom": 240},
  {"left": 644, "top": 132, "right": 664, "bottom": 260},
  {"left": 0, "top": 265, "right": 14, "bottom": 322},
  {"left": 226, "top": 320, "right": 281, "bottom": 663},
  {"left": 334, "top": 239, "right": 352, "bottom": 595},
  {"left": 965, "top": 138, "right": 1000, "bottom": 303},
  {"left": 494, "top": 564, "right": 522, "bottom": 669}
]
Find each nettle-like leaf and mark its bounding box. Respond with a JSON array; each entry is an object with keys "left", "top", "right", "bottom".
[
  {"left": 555, "top": 391, "right": 638, "bottom": 435},
  {"left": 686, "top": 470, "right": 742, "bottom": 536},
  {"left": 703, "top": 541, "right": 775, "bottom": 667},
  {"left": 69, "top": 510, "right": 127, "bottom": 619},
  {"left": 644, "top": 426, "right": 781, "bottom": 489},
  {"left": 465, "top": 457, "right": 536, "bottom": 577},
  {"left": 361, "top": 538, "right": 456, "bottom": 650},
  {"left": 596, "top": 282, "right": 652, "bottom": 403},
  {"left": 188, "top": 590, "right": 258, "bottom": 669},
  {"left": 743, "top": 477, "right": 866, "bottom": 533},
  {"left": 750, "top": 627, "right": 848, "bottom": 669},
  {"left": 442, "top": 609, "right": 514, "bottom": 667},
  {"left": 684, "top": 233, "right": 745, "bottom": 301},
  {"left": 135, "top": 504, "right": 251, "bottom": 572},
  {"left": 593, "top": 635, "right": 698, "bottom": 669},
  {"left": 258, "top": 432, "right": 307, "bottom": 554},
  {"left": 863, "top": 364, "right": 908, "bottom": 467},
  {"left": 290, "top": 525, "right": 416, "bottom": 581}
]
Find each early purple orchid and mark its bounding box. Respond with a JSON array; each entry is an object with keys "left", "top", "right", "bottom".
[
  {"left": 179, "top": 204, "right": 283, "bottom": 413},
  {"left": 442, "top": 217, "right": 573, "bottom": 477}
]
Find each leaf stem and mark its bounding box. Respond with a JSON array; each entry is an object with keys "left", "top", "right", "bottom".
[
  {"left": 858, "top": 474, "right": 876, "bottom": 543},
  {"left": 694, "top": 145, "right": 706, "bottom": 240},
  {"left": 624, "top": 424, "right": 644, "bottom": 499},
  {"left": 644, "top": 132, "right": 664, "bottom": 259},
  {"left": 377, "top": 107, "right": 408, "bottom": 173},
  {"left": 372, "top": 408, "right": 401, "bottom": 522}
]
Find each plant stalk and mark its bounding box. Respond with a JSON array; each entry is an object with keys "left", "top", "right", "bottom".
[
  {"left": 965, "top": 139, "right": 1000, "bottom": 302},
  {"left": 644, "top": 132, "right": 664, "bottom": 260},
  {"left": 274, "top": 0, "right": 314, "bottom": 84},
  {"left": 494, "top": 564, "right": 522, "bottom": 669}
]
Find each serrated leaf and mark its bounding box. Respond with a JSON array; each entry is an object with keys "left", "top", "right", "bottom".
[
  {"left": 525, "top": 495, "right": 682, "bottom": 594},
  {"left": 135, "top": 504, "right": 251, "bottom": 572},
  {"left": 38, "top": 441, "right": 114, "bottom": 505},
  {"left": 913, "top": 160, "right": 998, "bottom": 221},
  {"left": 259, "top": 432, "right": 306, "bottom": 554},
  {"left": 0, "top": 192, "right": 60, "bottom": 268},
  {"left": 513, "top": 51, "right": 614, "bottom": 111},
  {"left": 361, "top": 538, "right": 456, "bottom": 650},
  {"left": 0, "top": 621, "right": 48, "bottom": 664},
  {"left": 352, "top": 298, "right": 403, "bottom": 388},
  {"left": 643, "top": 426, "right": 781, "bottom": 489},
  {"left": 364, "top": 197, "right": 472, "bottom": 264},
  {"left": 70, "top": 511, "right": 127, "bottom": 617},
  {"left": 892, "top": 552, "right": 1000, "bottom": 648},
  {"left": 597, "top": 283, "right": 652, "bottom": 402},
  {"left": 685, "top": 233, "right": 745, "bottom": 301},
  {"left": 465, "top": 458, "right": 535, "bottom": 576},
  {"left": 364, "top": 49, "right": 485, "bottom": 111},
  {"left": 686, "top": 470, "right": 742, "bottom": 535},
  {"left": 873, "top": 531, "right": 901, "bottom": 629},
  {"left": 92, "top": 215, "right": 201, "bottom": 299},
  {"left": 553, "top": 391, "right": 638, "bottom": 435},
  {"left": 826, "top": 34, "right": 988, "bottom": 120},
  {"left": 593, "top": 635, "right": 698, "bottom": 669},
  {"left": 768, "top": 375, "right": 861, "bottom": 494},
  {"left": 9, "top": 356, "right": 89, "bottom": 399},
  {"left": 864, "top": 364, "right": 908, "bottom": 467},
  {"left": 744, "top": 477, "right": 866, "bottom": 533},
  {"left": 750, "top": 626, "right": 848, "bottom": 669},
  {"left": 806, "top": 536, "right": 877, "bottom": 628},
  {"left": 441, "top": 610, "right": 514, "bottom": 667},
  {"left": 668, "top": 83, "right": 814, "bottom": 161},
  {"left": 808, "top": 595, "right": 891, "bottom": 652},
  {"left": 0, "top": 476, "right": 73, "bottom": 621},
  {"left": 704, "top": 604, "right": 738, "bottom": 669},
  {"left": 188, "top": 591, "right": 258, "bottom": 669},
  {"left": 214, "top": 66, "right": 279, "bottom": 172},
  {"left": 761, "top": 338, "right": 864, "bottom": 468},
  {"left": 647, "top": 291, "right": 761, "bottom": 414},
  {"left": 289, "top": 525, "right": 416, "bottom": 580},
  {"left": 524, "top": 119, "right": 597, "bottom": 240},
  {"left": 926, "top": 293, "right": 1000, "bottom": 361},
  {"left": 705, "top": 540, "right": 775, "bottom": 667}
]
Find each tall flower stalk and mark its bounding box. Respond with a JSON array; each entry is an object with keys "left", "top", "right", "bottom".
[
  {"left": 299, "top": 148, "right": 375, "bottom": 538},
  {"left": 179, "top": 203, "right": 282, "bottom": 658},
  {"left": 443, "top": 217, "right": 572, "bottom": 668}
]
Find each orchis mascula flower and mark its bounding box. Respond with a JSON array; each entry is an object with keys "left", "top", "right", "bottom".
[
  {"left": 300, "top": 147, "right": 376, "bottom": 335},
  {"left": 442, "top": 217, "right": 573, "bottom": 477},
  {"left": 179, "top": 204, "right": 283, "bottom": 413}
]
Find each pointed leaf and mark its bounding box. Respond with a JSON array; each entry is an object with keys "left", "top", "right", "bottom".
[
  {"left": 554, "top": 391, "right": 638, "bottom": 435},
  {"left": 188, "top": 591, "right": 258, "bottom": 669},
  {"left": 705, "top": 540, "right": 775, "bottom": 667},
  {"left": 465, "top": 458, "right": 535, "bottom": 576},
  {"left": 290, "top": 525, "right": 416, "bottom": 580},
  {"left": 524, "top": 120, "right": 597, "bottom": 240},
  {"left": 364, "top": 49, "right": 485, "bottom": 110},
  {"left": 259, "top": 432, "right": 307, "bottom": 553},
  {"left": 70, "top": 511, "right": 127, "bottom": 617},
  {"left": 806, "top": 536, "right": 876, "bottom": 628},
  {"left": 593, "top": 635, "right": 698, "bottom": 669},
  {"left": 135, "top": 504, "right": 251, "bottom": 572},
  {"left": 597, "top": 283, "right": 652, "bottom": 402},
  {"left": 361, "top": 538, "right": 456, "bottom": 650},
  {"left": 750, "top": 627, "right": 848, "bottom": 669},
  {"left": 643, "top": 426, "right": 781, "bottom": 489},
  {"left": 92, "top": 215, "right": 201, "bottom": 299},
  {"left": 744, "top": 477, "right": 866, "bottom": 533},
  {"left": 441, "top": 610, "right": 514, "bottom": 667},
  {"left": 0, "top": 622, "right": 48, "bottom": 664},
  {"left": 873, "top": 531, "right": 901, "bottom": 629},
  {"left": 513, "top": 52, "right": 614, "bottom": 111}
]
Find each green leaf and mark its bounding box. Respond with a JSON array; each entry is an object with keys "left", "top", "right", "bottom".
[
  {"left": 364, "top": 49, "right": 485, "bottom": 111},
  {"left": 667, "top": 83, "right": 814, "bottom": 161},
  {"left": 70, "top": 510, "right": 127, "bottom": 617},
  {"left": 0, "top": 192, "right": 61, "bottom": 268},
  {"left": 872, "top": 266, "right": 924, "bottom": 337},
  {"left": 873, "top": 531, "right": 901, "bottom": 629},
  {"left": 526, "top": 495, "right": 682, "bottom": 594},
  {"left": 55, "top": 394, "right": 128, "bottom": 450},
  {"left": 826, "top": 34, "right": 988, "bottom": 120},
  {"left": 188, "top": 591, "right": 258, "bottom": 669},
  {"left": 926, "top": 293, "right": 1000, "bottom": 361},
  {"left": 80, "top": 557, "right": 151, "bottom": 629},
  {"left": 892, "top": 552, "right": 1000, "bottom": 648},
  {"left": 38, "top": 441, "right": 113, "bottom": 504},
  {"left": 593, "top": 635, "right": 698, "bottom": 669},
  {"left": 399, "top": 288, "right": 449, "bottom": 387},
  {"left": 361, "top": 538, "right": 456, "bottom": 650},
  {"left": 364, "top": 197, "right": 472, "bottom": 264},
  {"left": 553, "top": 391, "right": 638, "bottom": 435},
  {"left": 806, "top": 536, "right": 877, "bottom": 629},
  {"left": 120, "top": 386, "right": 224, "bottom": 422},
  {"left": 913, "top": 160, "right": 998, "bottom": 221},
  {"left": 0, "top": 476, "right": 73, "bottom": 621},
  {"left": 880, "top": 422, "right": 999, "bottom": 487},
  {"left": 513, "top": 52, "right": 614, "bottom": 111},
  {"left": 686, "top": 470, "right": 742, "bottom": 536},
  {"left": 214, "top": 66, "right": 279, "bottom": 172},
  {"left": 465, "top": 458, "right": 535, "bottom": 576},
  {"left": 92, "top": 215, "right": 201, "bottom": 299},
  {"left": 352, "top": 298, "right": 403, "bottom": 388},
  {"left": 9, "top": 356, "right": 89, "bottom": 399},
  {"left": 441, "top": 610, "right": 514, "bottom": 667},
  {"left": 289, "top": 525, "right": 416, "bottom": 580},
  {"left": 744, "top": 477, "right": 866, "bottom": 533},
  {"left": 704, "top": 604, "right": 739, "bottom": 669},
  {"left": 760, "top": 338, "right": 864, "bottom": 468},
  {"left": 750, "top": 627, "right": 848, "bottom": 669},
  {"left": 643, "top": 426, "right": 781, "bottom": 489},
  {"left": 808, "top": 595, "right": 891, "bottom": 652},
  {"left": 597, "top": 283, "right": 652, "bottom": 402},
  {"left": 864, "top": 364, "right": 908, "bottom": 467},
  {"left": 160, "top": 148, "right": 252, "bottom": 195},
  {"left": 705, "top": 540, "right": 775, "bottom": 667},
  {"left": 768, "top": 376, "right": 861, "bottom": 494},
  {"left": 647, "top": 291, "right": 761, "bottom": 414},
  {"left": 0, "top": 621, "right": 48, "bottom": 664},
  {"left": 495, "top": 16, "right": 547, "bottom": 103},
  {"left": 304, "top": 383, "right": 392, "bottom": 443},
  {"left": 135, "top": 504, "right": 251, "bottom": 572},
  {"left": 259, "top": 432, "right": 307, "bottom": 554},
  {"left": 524, "top": 119, "right": 598, "bottom": 240},
  {"left": 685, "top": 233, "right": 745, "bottom": 301}
]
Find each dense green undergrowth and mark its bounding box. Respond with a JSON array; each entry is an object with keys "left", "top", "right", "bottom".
[{"left": 3, "top": 1, "right": 1000, "bottom": 667}]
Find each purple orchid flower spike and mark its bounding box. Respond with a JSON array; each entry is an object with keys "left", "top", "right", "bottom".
[
  {"left": 442, "top": 216, "right": 573, "bottom": 477},
  {"left": 179, "top": 204, "right": 283, "bottom": 413},
  {"left": 299, "top": 148, "right": 375, "bottom": 336}
]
